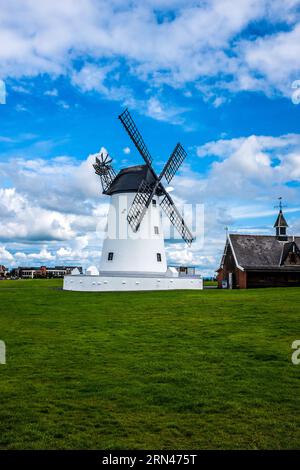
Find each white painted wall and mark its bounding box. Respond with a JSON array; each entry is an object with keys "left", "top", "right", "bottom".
[
  {"left": 99, "top": 192, "right": 167, "bottom": 273},
  {"left": 64, "top": 275, "right": 203, "bottom": 291}
]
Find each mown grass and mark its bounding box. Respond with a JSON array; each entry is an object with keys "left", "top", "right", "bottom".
[
  {"left": 203, "top": 280, "right": 218, "bottom": 287},
  {"left": 0, "top": 279, "right": 300, "bottom": 449}
]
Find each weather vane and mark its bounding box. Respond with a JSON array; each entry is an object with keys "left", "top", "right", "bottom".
[{"left": 275, "top": 197, "right": 287, "bottom": 212}]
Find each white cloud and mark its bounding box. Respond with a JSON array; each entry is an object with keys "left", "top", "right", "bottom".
[
  {"left": 167, "top": 245, "right": 195, "bottom": 265},
  {"left": 71, "top": 63, "right": 115, "bottom": 93},
  {"left": 11, "top": 85, "right": 31, "bottom": 94},
  {"left": 240, "top": 23, "right": 300, "bottom": 96},
  {"left": 165, "top": 132, "right": 300, "bottom": 274},
  {"left": 15, "top": 104, "right": 27, "bottom": 112},
  {"left": 0, "top": 0, "right": 299, "bottom": 107},
  {"left": 0, "top": 151, "right": 108, "bottom": 268},
  {"left": 0, "top": 152, "right": 104, "bottom": 214},
  {"left": 196, "top": 134, "right": 300, "bottom": 195},
  {"left": 71, "top": 63, "right": 187, "bottom": 124},
  {"left": 44, "top": 88, "right": 58, "bottom": 96},
  {"left": 0, "top": 148, "right": 113, "bottom": 250},
  {"left": 144, "top": 97, "right": 187, "bottom": 124},
  {"left": 0, "top": 188, "right": 76, "bottom": 242},
  {"left": 28, "top": 247, "right": 55, "bottom": 261},
  {"left": 212, "top": 96, "right": 228, "bottom": 108},
  {"left": 0, "top": 246, "right": 14, "bottom": 262},
  {"left": 56, "top": 236, "right": 90, "bottom": 260},
  {"left": 8, "top": 235, "right": 95, "bottom": 267},
  {"left": 57, "top": 100, "right": 70, "bottom": 109},
  {"left": 1, "top": 132, "right": 300, "bottom": 274},
  {"left": 123, "top": 147, "right": 131, "bottom": 155}
]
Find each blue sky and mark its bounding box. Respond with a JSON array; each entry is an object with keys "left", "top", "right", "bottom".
[{"left": 0, "top": 0, "right": 300, "bottom": 275}]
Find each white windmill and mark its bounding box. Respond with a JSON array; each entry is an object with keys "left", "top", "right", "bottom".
[{"left": 63, "top": 109, "right": 202, "bottom": 291}]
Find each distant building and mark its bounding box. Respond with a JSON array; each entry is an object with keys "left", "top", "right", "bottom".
[
  {"left": 0, "top": 265, "right": 7, "bottom": 278},
  {"left": 12, "top": 266, "right": 83, "bottom": 279},
  {"left": 217, "top": 207, "right": 300, "bottom": 289},
  {"left": 173, "top": 266, "right": 197, "bottom": 276}
]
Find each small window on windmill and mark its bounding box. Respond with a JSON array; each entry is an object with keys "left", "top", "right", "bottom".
[
  {"left": 108, "top": 252, "right": 114, "bottom": 261},
  {"left": 152, "top": 199, "right": 157, "bottom": 207},
  {"left": 157, "top": 253, "right": 162, "bottom": 262},
  {"left": 154, "top": 226, "right": 159, "bottom": 235}
]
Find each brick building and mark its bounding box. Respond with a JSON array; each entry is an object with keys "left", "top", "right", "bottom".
[
  {"left": 217, "top": 207, "right": 300, "bottom": 289},
  {"left": 11, "top": 266, "right": 83, "bottom": 279}
]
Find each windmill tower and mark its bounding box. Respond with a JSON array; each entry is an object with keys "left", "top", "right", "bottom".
[{"left": 63, "top": 109, "right": 202, "bottom": 291}]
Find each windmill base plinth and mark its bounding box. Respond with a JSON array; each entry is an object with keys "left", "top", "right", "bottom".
[{"left": 63, "top": 274, "right": 203, "bottom": 292}]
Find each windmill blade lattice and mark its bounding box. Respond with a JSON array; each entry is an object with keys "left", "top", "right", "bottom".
[
  {"left": 160, "top": 193, "right": 194, "bottom": 246},
  {"left": 119, "top": 109, "right": 194, "bottom": 246},
  {"left": 119, "top": 109, "right": 153, "bottom": 167},
  {"left": 160, "top": 143, "right": 187, "bottom": 183},
  {"left": 127, "top": 180, "right": 154, "bottom": 232}
]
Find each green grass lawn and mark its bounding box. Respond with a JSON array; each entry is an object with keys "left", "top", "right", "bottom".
[
  {"left": 0, "top": 279, "right": 300, "bottom": 450},
  {"left": 203, "top": 280, "right": 218, "bottom": 287}
]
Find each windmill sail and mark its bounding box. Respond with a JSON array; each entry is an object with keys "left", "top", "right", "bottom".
[
  {"left": 119, "top": 109, "right": 153, "bottom": 167},
  {"left": 127, "top": 180, "right": 154, "bottom": 232},
  {"left": 160, "top": 143, "right": 187, "bottom": 183},
  {"left": 119, "top": 108, "right": 194, "bottom": 246},
  {"left": 160, "top": 193, "right": 194, "bottom": 246}
]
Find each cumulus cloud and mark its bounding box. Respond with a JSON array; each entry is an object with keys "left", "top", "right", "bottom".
[
  {"left": 197, "top": 134, "right": 300, "bottom": 159},
  {"left": 27, "top": 247, "right": 55, "bottom": 261},
  {"left": 0, "top": 152, "right": 109, "bottom": 268},
  {"left": 1, "top": 132, "right": 300, "bottom": 274},
  {"left": 196, "top": 134, "right": 300, "bottom": 197},
  {"left": 240, "top": 22, "right": 300, "bottom": 95},
  {"left": 166, "top": 245, "right": 195, "bottom": 265},
  {"left": 0, "top": 0, "right": 299, "bottom": 107},
  {"left": 163, "top": 132, "right": 300, "bottom": 273},
  {"left": 0, "top": 246, "right": 14, "bottom": 262},
  {"left": 0, "top": 153, "right": 103, "bottom": 214},
  {"left": 0, "top": 188, "right": 76, "bottom": 242}
]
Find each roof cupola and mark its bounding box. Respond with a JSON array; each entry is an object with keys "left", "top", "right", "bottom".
[{"left": 274, "top": 197, "right": 288, "bottom": 241}]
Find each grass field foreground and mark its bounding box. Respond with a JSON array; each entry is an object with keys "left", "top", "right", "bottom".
[{"left": 0, "top": 279, "right": 300, "bottom": 449}]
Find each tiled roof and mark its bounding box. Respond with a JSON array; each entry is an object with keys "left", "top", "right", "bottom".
[{"left": 229, "top": 234, "right": 300, "bottom": 270}]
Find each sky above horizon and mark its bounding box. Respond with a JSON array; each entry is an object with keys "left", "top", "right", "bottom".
[{"left": 1, "top": 0, "right": 300, "bottom": 276}]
